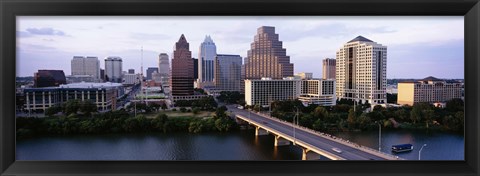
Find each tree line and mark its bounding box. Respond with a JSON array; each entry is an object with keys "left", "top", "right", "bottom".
[
  {"left": 17, "top": 106, "right": 238, "bottom": 139},
  {"left": 248, "top": 98, "right": 464, "bottom": 133}
]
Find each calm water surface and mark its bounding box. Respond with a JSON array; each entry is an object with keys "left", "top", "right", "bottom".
[{"left": 17, "top": 129, "right": 463, "bottom": 160}]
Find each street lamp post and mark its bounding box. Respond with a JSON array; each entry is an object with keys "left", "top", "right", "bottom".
[
  {"left": 378, "top": 121, "right": 382, "bottom": 151},
  {"left": 293, "top": 107, "right": 299, "bottom": 145},
  {"left": 378, "top": 122, "right": 382, "bottom": 151},
  {"left": 419, "top": 144, "right": 427, "bottom": 160}
]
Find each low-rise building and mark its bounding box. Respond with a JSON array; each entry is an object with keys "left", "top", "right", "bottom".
[
  {"left": 397, "top": 76, "right": 462, "bottom": 106},
  {"left": 24, "top": 82, "right": 124, "bottom": 112},
  {"left": 123, "top": 73, "right": 142, "bottom": 85},
  {"left": 298, "top": 79, "right": 336, "bottom": 106},
  {"left": 245, "top": 77, "right": 336, "bottom": 107}
]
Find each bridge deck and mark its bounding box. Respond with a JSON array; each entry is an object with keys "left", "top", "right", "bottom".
[{"left": 229, "top": 106, "right": 403, "bottom": 160}]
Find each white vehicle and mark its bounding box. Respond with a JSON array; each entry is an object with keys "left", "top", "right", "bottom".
[
  {"left": 237, "top": 106, "right": 244, "bottom": 109},
  {"left": 332, "top": 148, "right": 342, "bottom": 153}
]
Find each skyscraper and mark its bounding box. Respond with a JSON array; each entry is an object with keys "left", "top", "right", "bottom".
[
  {"left": 322, "top": 58, "right": 336, "bottom": 80},
  {"left": 71, "top": 56, "right": 100, "bottom": 80},
  {"left": 336, "top": 36, "right": 387, "bottom": 105},
  {"left": 146, "top": 67, "right": 159, "bottom": 80},
  {"left": 128, "top": 69, "right": 135, "bottom": 74},
  {"left": 193, "top": 58, "right": 199, "bottom": 80},
  {"left": 244, "top": 26, "right": 294, "bottom": 80},
  {"left": 158, "top": 53, "right": 170, "bottom": 86},
  {"left": 198, "top": 35, "right": 217, "bottom": 87},
  {"left": 158, "top": 53, "right": 170, "bottom": 76},
  {"left": 171, "top": 34, "right": 194, "bottom": 96},
  {"left": 104, "top": 56, "right": 123, "bottom": 83},
  {"left": 214, "top": 54, "right": 242, "bottom": 92}
]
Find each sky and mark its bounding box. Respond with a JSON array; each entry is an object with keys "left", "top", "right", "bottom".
[{"left": 16, "top": 16, "right": 464, "bottom": 79}]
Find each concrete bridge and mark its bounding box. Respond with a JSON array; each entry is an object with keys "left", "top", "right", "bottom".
[{"left": 229, "top": 107, "right": 403, "bottom": 160}]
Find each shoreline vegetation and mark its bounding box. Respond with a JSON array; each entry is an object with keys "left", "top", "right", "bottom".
[
  {"left": 16, "top": 99, "right": 238, "bottom": 139},
  {"left": 260, "top": 98, "right": 464, "bottom": 134},
  {"left": 17, "top": 93, "right": 464, "bottom": 140}
]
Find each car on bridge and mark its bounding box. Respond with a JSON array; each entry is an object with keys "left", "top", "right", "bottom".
[{"left": 332, "top": 148, "right": 342, "bottom": 153}]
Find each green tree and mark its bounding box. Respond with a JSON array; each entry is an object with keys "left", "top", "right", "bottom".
[
  {"left": 79, "top": 100, "right": 97, "bottom": 116},
  {"left": 358, "top": 113, "right": 371, "bottom": 129},
  {"left": 45, "top": 106, "right": 62, "bottom": 116},
  {"left": 64, "top": 100, "right": 80, "bottom": 115},
  {"left": 180, "top": 107, "right": 187, "bottom": 113},
  {"left": 312, "top": 119, "right": 326, "bottom": 131},
  {"left": 347, "top": 108, "right": 356, "bottom": 129},
  {"left": 253, "top": 104, "right": 261, "bottom": 112},
  {"left": 423, "top": 109, "right": 434, "bottom": 128},
  {"left": 446, "top": 98, "right": 464, "bottom": 112},
  {"left": 192, "top": 107, "right": 200, "bottom": 115},
  {"left": 313, "top": 106, "right": 329, "bottom": 121},
  {"left": 161, "top": 103, "right": 168, "bottom": 110}
]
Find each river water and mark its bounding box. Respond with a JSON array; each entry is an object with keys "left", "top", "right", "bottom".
[{"left": 16, "top": 129, "right": 463, "bottom": 160}]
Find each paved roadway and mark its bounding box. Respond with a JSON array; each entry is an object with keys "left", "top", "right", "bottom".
[{"left": 227, "top": 105, "right": 400, "bottom": 160}]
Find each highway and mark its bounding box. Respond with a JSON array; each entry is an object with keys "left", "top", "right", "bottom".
[{"left": 227, "top": 105, "right": 401, "bottom": 160}]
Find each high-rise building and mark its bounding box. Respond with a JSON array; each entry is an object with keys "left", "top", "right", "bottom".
[
  {"left": 158, "top": 53, "right": 170, "bottom": 86},
  {"left": 146, "top": 67, "right": 159, "bottom": 80},
  {"left": 71, "top": 56, "right": 100, "bottom": 80},
  {"left": 336, "top": 36, "right": 387, "bottom": 105},
  {"left": 198, "top": 35, "right": 217, "bottom": 87},
  {"left": 214, "top": 54, "right": 242, "bottom": 92},
  {"left": 193, "top": 58, "right": 199, "bottom": 80},
  {"left": 158, "top": 53, "right": 170, "bottom": 76},
  {"left": 100, "top": 69, "right": 105, "bottom": 81},
  {"left": 128, "top": 69, "right": 135, "bottom": 74},
  {"left": 322, "top": 58, "right": 336, "bottom": 80},
  {"left": 34, "top": 70, "right": 67, "bottom": 87},
  {"left": 171, "top": 34, "right": 194, "bottom": 96},
  {"left": 104, "top": 56, "right": 123, "bottom": 83},
  {"left": 244, "top": 26, "right": 294, "bottom": 80},
  {"left": 397, "top": 76, "right": 462, "bottom": 106}
]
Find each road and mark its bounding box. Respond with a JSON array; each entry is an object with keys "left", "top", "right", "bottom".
[{"left": 227, "top": 105, "right": 400, "bottom": 160}]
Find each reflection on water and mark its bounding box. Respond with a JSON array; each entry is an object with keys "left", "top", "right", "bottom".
[{"left": 17, "top": 129, "right": 462, "bottom": 160}]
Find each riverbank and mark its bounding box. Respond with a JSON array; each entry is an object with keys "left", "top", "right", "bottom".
[{"left": 16, "top": 108, "right": 238, "bottom": 139}]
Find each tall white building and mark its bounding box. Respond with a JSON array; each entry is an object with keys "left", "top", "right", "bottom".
[
  {"left": 105, "top": 56, "right": 123, "bottom": 83},
  {"left": 198, "top": 35, "right": 217, "bottom": 88},
  {"left": 158, "top": 53, "right": 170, "bottom": 86},
  {"left": 336, "top": 36, "right": 387, "bottom": 105},
  {"left": 71, "top": 56, "right": 100, "bottom": 80}
]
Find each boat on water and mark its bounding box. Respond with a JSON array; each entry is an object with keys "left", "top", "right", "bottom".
[{"left": 391, "top": 144, "right": 414, "bottom": 153}]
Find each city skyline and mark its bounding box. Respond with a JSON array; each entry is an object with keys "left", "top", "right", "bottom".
[{"left": 17, "top": 16, "right": 464, "bottom": 79}]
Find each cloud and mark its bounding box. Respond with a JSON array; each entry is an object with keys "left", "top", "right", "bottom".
[
  {"left": 130, "top": 32, "right": 171, "bottom": 41},
  {"left": 24, "top": 27, "right": 67, "bottom": 36}
]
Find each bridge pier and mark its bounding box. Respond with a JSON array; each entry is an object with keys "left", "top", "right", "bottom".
[
  {"left": 274, "top": 135, "right": 291, "bottom": 146},
  {"left": 302, "top": 148, "right": 321, "bottom": 160},
  {"left": 255, "top": 126, "right": 268, "bottom": 136}
]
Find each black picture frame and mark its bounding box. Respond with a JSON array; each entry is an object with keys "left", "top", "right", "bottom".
[{"left": 1, "top": 0, "right": 479, "bottom": 175}]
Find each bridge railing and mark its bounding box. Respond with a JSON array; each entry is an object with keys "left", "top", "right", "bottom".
[{"left": 251, "top": 111, "right": 403, "bottom": 160}]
